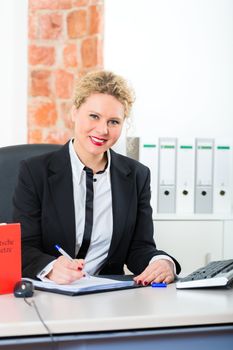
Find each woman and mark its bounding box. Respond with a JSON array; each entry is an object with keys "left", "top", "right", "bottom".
[{"left": 13, "top": 70, "right": 181, "bottom": 285}]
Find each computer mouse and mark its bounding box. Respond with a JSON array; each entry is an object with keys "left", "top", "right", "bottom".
[{"left": 13, "top": 280, "right": 34, "bottom": 298}]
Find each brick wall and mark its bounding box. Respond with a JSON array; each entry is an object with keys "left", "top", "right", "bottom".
[{"left": 28, "top": 0, "right": 104, "bottom": 144}]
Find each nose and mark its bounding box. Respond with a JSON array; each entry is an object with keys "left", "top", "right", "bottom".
[{"left": 96, "top": 121, "right": 108, "bottom": 135}]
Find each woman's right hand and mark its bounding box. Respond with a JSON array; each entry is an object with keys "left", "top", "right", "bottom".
[{"left": 47, "top": 256, "right": 86, "bottom": 284}]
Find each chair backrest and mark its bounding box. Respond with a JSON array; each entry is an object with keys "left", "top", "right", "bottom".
[{"left": 0, "top": 143, "right": 62, "bottom": 223}]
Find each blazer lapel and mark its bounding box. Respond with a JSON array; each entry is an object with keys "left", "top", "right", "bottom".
[
  {"left": 108, "top": 150, "right": 134, "bottom": 258},
  {"left": 47, "top": 143, "right": 76, "bottom": 257}
]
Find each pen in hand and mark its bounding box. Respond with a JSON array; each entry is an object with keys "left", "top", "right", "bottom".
[
  {"left": 54, "top": 244, "right": 90, "bottom": 278},
  {"left": 55, "top": 244, "right": 83, "bottom": 268},
  {"left": 55, "top": 244, "right": 73, "bottom": 261}
]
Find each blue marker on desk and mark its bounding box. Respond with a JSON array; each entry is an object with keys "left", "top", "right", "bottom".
[{"left": 151, "top": 282, "right": 167, "bottom": 288}]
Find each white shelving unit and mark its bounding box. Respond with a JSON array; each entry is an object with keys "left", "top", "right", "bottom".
[{"left": 153, "top": 214, "right": 233, "bottom": 275}]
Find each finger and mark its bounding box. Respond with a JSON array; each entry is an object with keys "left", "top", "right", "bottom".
[
  {"left": 151, "top": 271, "right": 174, "bottom": 284},
  {"left": 141, "top": 271, "right": 165, "bottom": 285},
  {"left": 77, "top": 259, "right": 85, "bottom": 265},
  {"left": 50, "top": 257, "right": 86, "bottom": 283},
  {"left": 163, "top": 274, "right": 175, "bottom": 284},
  {"left": 56, "top": 255, "right": 75, "bottom": 267},
  {"left": 74, "top": 259, "right": 85, "bottom": 270},
  {"left": 134, "top": 264, "right": 162, "bottom": 284},
  {"left": 134, "top": 260, "right": 175, "bottom": 285},
  {"left": 62, "top": 269, "right": 86, "bottom": 284},
  {"left": 151, "top": 272, "right": 167, "bottom": 283},
  {"left": 57, "top": 256, "right": 82, "bottom": 271},
  {"left": 134, "top": 272, "right": 146, "bottom": 284},
  {"left": 134, "top": 270, "right": 154, "bottom": 285},
  {"left": 135, "top": 266, "right": 173, "bottom": 285},
  {"left": 49, "top": 267, "right": 85, "bottom": 284}
]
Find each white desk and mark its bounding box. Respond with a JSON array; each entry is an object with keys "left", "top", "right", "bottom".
[{"left": 0, "top": 283, "right": 233, "bottom": 349}]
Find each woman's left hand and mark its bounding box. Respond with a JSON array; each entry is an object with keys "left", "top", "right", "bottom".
[{"left": 133, "top": 259, "right": 175, "bottom": 286}]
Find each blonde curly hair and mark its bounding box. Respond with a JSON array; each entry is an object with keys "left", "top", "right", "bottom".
[{"left": 73, "top": 70, "right": 135, "bottom": 118}]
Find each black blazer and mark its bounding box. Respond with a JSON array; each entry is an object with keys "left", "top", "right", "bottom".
[{"left": 13, "top": 142, "right": 181, "bottom": 278}]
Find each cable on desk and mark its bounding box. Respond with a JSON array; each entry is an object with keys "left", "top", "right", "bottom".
[{"left": 24, "top": 297, "right": 57, "bottom": 350}]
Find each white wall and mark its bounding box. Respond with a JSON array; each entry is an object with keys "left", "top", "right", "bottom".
[
  {"left": 1, "top": 0, "right": 232, "bottom": 147},
  {"left": 0, "top": 0, "right": 28, "bottom": 147},
  {"left": 104, "top": 0, "right": 233, "bottom": 139}
]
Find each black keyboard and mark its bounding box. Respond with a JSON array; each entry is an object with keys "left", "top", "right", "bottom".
[{"left": 176, "top": 259, "right": 233, "bottom": 289}]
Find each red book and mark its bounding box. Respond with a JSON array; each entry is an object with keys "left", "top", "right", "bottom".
[{"left": 0, "top": 223, "right": 21, "bottom": 294}]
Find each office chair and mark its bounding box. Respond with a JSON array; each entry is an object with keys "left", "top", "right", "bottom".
[{"left": 0, "top": 143, "right": 62, "bottom": 223}]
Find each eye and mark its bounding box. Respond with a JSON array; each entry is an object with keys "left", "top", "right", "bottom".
[
  {"left": 108, "top": 119, "right": 120, "bottom": 126},
  {"left": 89, "top": 113, "right": 99, "bottom": 120}
]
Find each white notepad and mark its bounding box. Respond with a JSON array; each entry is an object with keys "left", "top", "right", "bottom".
[{"left": 25, "top": 276, "right": 139, "bottom": 296}]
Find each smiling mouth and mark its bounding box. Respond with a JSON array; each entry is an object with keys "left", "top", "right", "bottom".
[{"left": 90, "top": 136, "right": 107, "bottom": 146}]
